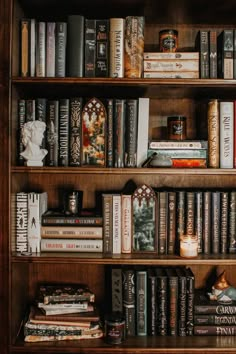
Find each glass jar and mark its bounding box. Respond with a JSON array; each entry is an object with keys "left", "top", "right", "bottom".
[
  {"left": 105, "top": 312, "right": 126, "bottom": 344},
  {"left": 167, "top": 116, "right": 187, "bottom": 140}
]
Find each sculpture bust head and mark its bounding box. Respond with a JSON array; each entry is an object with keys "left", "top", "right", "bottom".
[{"left": 20, "top": 120, "right": 48, "bottom": 166}]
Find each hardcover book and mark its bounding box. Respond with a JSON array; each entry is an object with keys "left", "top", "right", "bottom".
[
  {"left": 147, "top": 268, "right": 158, "bottom": 336},
  {"left": 109, "top": 18, "right": 125, "bottom": 78},
  {"left": 136, "top": 97, "right": 150, "bottom": 167},
  {"left": 111, "top": 267, "right": 123, "bottom": 313},
  {"left": 194, "top": 325, "right": 236, "bottom": 335},
  {"left": 183, "top": 267, "right": 195, "bottom": 336},
  {"left": 143, "top": 71, "right": 199, "bottom": 79},
  {"left": 29, "top": 18, "right": 36, "bottom": 77},
  {"left": 208, "top": 99, "right": 220, "bottom": 168},
  {"left": 121, "top": 194, "right": 132, "bottom": 254},
  {"left": 20, "top": 19, "right": 30, "bottom": 77},
  {"left": 218, "top": 29, "right": 234, "bottom": 79},
  {"left": 203, "top": 191, "right": 211, "bottom": 254},
  {"left": 112, "top": 194, "right": 121, "bottom": 254},
  {"left": 167, "top": 191, "right": 176, "bottom": 255},
  {"left": 155, "top": 267, "right": 167, "bottom": 336},
  {"left": 59, "top": 98, "right": 69, "bottom": 166},
  {"left": 158, "top": 191, "right": 168, "bottom": 255},
  {"left": 106, "top": 98, "right": 114, "bottom": 167},
  {"left": 102, "top": 194, "right": 113, "bottom": 254},
  {"left": 42, "top": 210, "right": 103, "bottom": 226},
  {"left": 67, "top": 15, "right": 85, "bottom": 77},
  {"left": 36, "top": 98, "right": 47, "bottom": 150},
  {"left": 16, "top": 192, "right": 28, "bottom": 252},
  {"left": 125, "top": 99, "right": 138, "bottom": 167},
  {"left": 95, "top": 19, "right": 109, "bottom": 77},
  {"left": 220, "top": 191, "right": 229, "bottom": 254},
  {"left": 194, "top": 314, "right": 236, "bottom": 325},
  {"left": 229, "top": 190, "right": 236, "bottom": 253},
  {"left": 136, "top": 269, "right": 147, "bottom": 336},
  {"left": 69, "top": 97, "right": 83, "bottom": 166},
  {"left": 165, "top": 268, "right": 178, "bottom": 336},
  {"left": 40, "top": 238, "right": 103, "bottom": 252},
  {"left": 144, "top": 52, "right": 199, "bottom": 60},
  {"left": 197, "top": 30, "right": 209, "bottom": 79},
  {"left": 209, "top": 30, "right": 217, "bottom": 79},
  {"left": 46, "top": 22, "right": 56, "bottom": 77},
  {"left": 113, "top": 99, "right": 126, "bottom": 168},
  {"left": 219, "top": 101, "right": 234, "bottom": 168},
  {"left": 186, "top": 191, "right": 195, "bottom": 235},
  {"left": 55, "top": 22, "right": 67, "bottom": 77},
  {"left": 84, "top": 19, "right": 96, "bottom": 78},
  {"left": 46, "top": 100, "right": 59, "bottom": 167},
  {"left": 18, "top": 99, "right": 26, "bottom": 165},
  {"left": 195, "top": 191, "right": 203, "bottom": 253},
  {"left": 194, "top": 289, "right": 236, "bottom": 315},
  {"left": 211, "top": 191, "right": 221, "bottom": 254},
  {"left": 36, "top": 21, "right": 46, "bottom": 77},
  {"left": 144, "top": 59, "right": 199, "bottom": 72},
  {"left": 176, "top": 267, "right": 187, "bottom": 336},
  {"left": 122, "top": 268, "right": 135, "bottom": 336},
  {"left": 41, "top": 226, "right": 103, "bottom": 239},
  {"left": 149, "top": 140, "right": 208, "bottom": 150}
]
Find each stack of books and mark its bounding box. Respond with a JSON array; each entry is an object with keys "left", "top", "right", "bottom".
[
  {"left": 40, "top": 210, "right": 103, "bottom": 253},
  {"left": 143, "top": 52, "right": 199, "bottom": 79},
  {"left": 24, "top": 283, "right": 103, "bottom": 342}
]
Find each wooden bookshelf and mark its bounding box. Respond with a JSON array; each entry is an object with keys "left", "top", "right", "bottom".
[{"left": 1, "top": 0, "right": 236, "bottom": 353}]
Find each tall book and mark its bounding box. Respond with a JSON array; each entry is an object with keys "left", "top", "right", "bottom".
[
  {"left": 229, "top": 190, "right": 236, "bottom": 253},
  {"left": 176, "top": 267, "right": 187, "bottom": 336},
  {"left": 20, "top": 19, "right": 30, "bottom": 77},
  {"left": 125, "top": 99, "right": 138, "bottom": 167},
  {"left": 29, "top": 19, "right": 36, "bottom": 77},
  {"left": 55, "top": 22, "right": 67, "bottom": 77},
  {"left": 220, "top": 191, "right": 229, "bottom": 254},
  {"left": 84, "top": 19, "right": 96, "bottom": 78},
  {"left": 218, "top": 29, "right": 234, "bottom": 79},
  {"left": 147, "top": 268, "right": 158, "bottom": 336},
  {"left": 46, "top": 100, "right": 59, "bottom": 167},
  {"left": 208, "top": 99, "right": 220, "bottom": 168},
  {"left": 69, "top": 97, "right": 83, "bottom": 167},
  {"left": 219, "top": 101, "right": 234, "bottom": 168},
  {"left": 112, "top": 194, "right": 121, "bottom": 254},
  {"left": 102, "top": 194, "right": 113, "bottom": 255},
  {"left": 67, "top": 15, "right": 85, "bottom": 77},
  {"left": 186, "top": 191, "right": 195, "bottom": 235},
  {"left": 46, "top": 22, "right": 56, "bottom": 77},
  {"left": 195, "top": 191, "right": 203, "bottom": 253},
  {"left": 167, "top": 191, "right": 176, "bottom": 255},
  {"left": 95, "top": 19, "right": 109, "bottom": 77},
  {"left": 16, "top": 192, "right": 28, "bottom": 252},
  {"left": 234, "top": 29, "right": 236, "bottom": 79},
  {"left": 124, "top": 16, "right": 144, "bottom": 78},
  {"left": 209, "top": 30, "right": 217, "bottom": 79},
  {"left": 113, "top": 99, "right": 126, "bottom": 168},
  {"left": 36, "top": 21, "right": 46, "bottom": 77},
  {"left": 36, "top": 98, "right": 47, "bottom": 150},
  {"left": 18, "top": 99, "right": 26, "bottom": 165},
  {"left": 122, "top": 268, "right": 135, "bottom": 336},
  {"left": 28, "top": 192, "right": 48, "bottom": 253},
  {"left": 58, "top": 99, "right": 69, "bottom": 166},
  {"left": 183, "top": 267, "right": 195, "bottom": 336},
  {"left": 158, "top": 191, "right": 168, "bottom": 255},
  {"left": 165, "top": 267, "right": 178, "bottom": 336},
  {"left": 106, "top": 98, "right": 114, "bottom": 167},
  {"left": 109, "top": 18, "right": 125, "bottom": 78},
  {"left": 111, "top": 267, "right": 123, "bottom": 313},
  {"left": 176, "top": 190, "right": 186, "bottom": 252},
  {"left": 26, "top": 99, "right": 36, "bottom": 122},
  {"left": 197, "top": 30, "right": 209, "bottom": 79},
  {"left": 211, "top": 191, "right": 221, "bottom": 254},
  {"left": 136, "top": 97, "right": 150, "bottom": 167},
  {"left": 155, "top": 267, "right": 167, "bottom": 336},
  {"left": 136, "top": 269, "right": 147, "bottom": 336},
  {"left": 203, "top": 190, "right": 211, "bottom": 254},
  {"left": 121, "top": 194, "right": 132, "bottom": 254}
]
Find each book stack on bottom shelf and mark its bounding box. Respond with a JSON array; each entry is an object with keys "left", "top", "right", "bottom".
[{"left": 23, "top": 284, "right": 103, "bottom": 342}]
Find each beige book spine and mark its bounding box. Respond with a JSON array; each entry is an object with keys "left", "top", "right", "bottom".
[{"left": 208, "top": 99, "right": 220, "bottom": 168}]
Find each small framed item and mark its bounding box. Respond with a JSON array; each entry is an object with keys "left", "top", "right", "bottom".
[
  {"left": 132, "top": 184, "right": 157, "bottom": 253},
  {"left": 82, "top": 97, "right": 106, "bottom": 166}
]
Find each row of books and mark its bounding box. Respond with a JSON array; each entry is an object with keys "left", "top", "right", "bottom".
[
  {"left": 110, "top": 266, "right": 195, "bottom": 336},
  {"left": 24, "top": 283, "right": 103, "bottom": 342},
  {"left": 18, "top": 97, "right": 150, "bottom": 168},
  {"left": 20, "top": 16, "right": 144, "bottom": 78}
]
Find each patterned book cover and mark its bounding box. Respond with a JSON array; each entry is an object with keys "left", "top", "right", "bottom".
[
  {"left": 155, "top": 267, "right": 167, "bottom": 336},
  {"left": 195, "top": 191, "right": 203, "bottom": 253},
  {"left": 177, "top": 190, "right": 186, "bottom": 252},
  {"left": 95, "top": 19, "right": 109, "bottom": 77},
  {"left": 109, "top": 18, "right": 125, "bottom": 78},
  {"left": 111, "top": 267, "right": 123, "bottom": 313},
  {"left": 16, "top": 192, "right": 28, "bottom": 252},
  {"left": 229, "top": 190, "right": 236, "bottom": 253},
  {"left": 46, "top": 100, "right": 59, "bottom": 167},
  {"left": 165, "top": 268, "right": 178, "bottom": 336},
  {"left": 158, "top": 191, "right": 168, "bottom": 255},
  {"left": 203, "top": 191, "right": 211, "bottom": 254},
  {"left": 147, "top": 268, "right": 158, "bottom": 336},
  {"left": 186, "top": 191, "right": 195, "bottom": 235},
  {"left": 82, "top": 97, "right": 106, "bottom": 166},
  {"left": 69, "top": 97, "right": 83, "bottom": 166},
  {"left": 18, "top": 99, "right": 26, "bottom": 165},
  {"left": 218, "top": 29, "right": 234, "bottom": 79},
  {"left": 59, "top": 99, "right": 69, "bottom": 166},
  {"left": 167, "top": 191, "right": 176, "bottom": 255},
  {"left": 184, "top": 267, "right": 195, "bottom": 335},
  {"left": 125, "top": 99, "right": 138, "bottom": 167},
  {"left": 55, "top": 22, "right": 67, "bottom": 77},
  {"left": 124, "top": 16, "right": 144, "bottom": 78},
  {"left": 208, "top": 99, "right": 220, "bottom": 168},
  {"left": 84, "top": 19, "right": 96, "bottom": 77},
  {"left": 220, "top": 191, "right": 229, "bottom": 254},
  {"left": 106, "top": 98, "right": 114, "bottom": 167},
  {"left": 211, "top": 191, "right": 221, "bottom": 254}
]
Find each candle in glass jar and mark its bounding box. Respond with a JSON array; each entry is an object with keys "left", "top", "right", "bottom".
[{"left": 180, "top": 235, "right": 198, "bottom": 258}]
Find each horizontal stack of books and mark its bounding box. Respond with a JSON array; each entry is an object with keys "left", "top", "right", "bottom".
[
  {"left": 40, "top": 210, "right": 103, "bottom": 253},
  {"left": 24, "top": 283, "right": 103, "bottom": 342},
  {"left": 143, "top": 52, "right": 199, "bottom": 79}
]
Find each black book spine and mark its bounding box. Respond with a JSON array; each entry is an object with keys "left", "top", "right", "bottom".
[
  {"left": 176, "top": 267, "right": 187, "bottom": 336},
  {"left": 220, "top": 191, "right": 228, "bottom": 254},
  {"left": 84, "top": 19, "right": 96, "bottom": 78},
  {"left": 198, "top": 30, "right": 209, "bottom": 79},
  {"left": 195, "top": 191, "right": 203, "bottom": 253},
  {"left": 125, "top": 99, "right": 138, "bottom": 167},
  {"left": 67, "top": 15, "right": 85, "bottom": 77},
  {"left": 114, "top": 99, "right": 126, "bottom": 168},
  {"left": 122, "top": 268, "right": 136, "bottom": 336},
  {"left": 111, "top": 267, "right": 123, "bottom": 313},
  {"left": 177, "top": 190, "right": 186, "bottom": 252},
  {"left": 46, "top": 100, "right": 59, "bottom": 167},
  {"left": 165, "top": 268, "right": 178, "bottom": 336},
  {"left": 95, "top": 19, "right": 109, "bottom": 77},
  {"left": 186, "top": 191, "right": 195, "bottom": 235},
  {"left": 229, "top": 190, "right": 236, "bottom": 253},
  {"left": 147, "top": 268, "right": 157, "bottom": 336},
  {"left": 55, "top": 22, "right": 67, "bottom": 77},
  {"left": 158, "top": 191, "right": 168, "bottom": 255},
  {"left": 59, "top": 99, "right": 69, "bottom": 166},
  {"left": 26, "top": 99, "right": 36, "bottom": 121},
  {"left": 18, "top": 99, "right": 26, "bottom": 165},
  {"left": 167, "top": 191, "right": 177, "bottom": 255},
  {"left": 36, "top": 98, "right": 47, "bottom": 149},
  {"left": 184, "top": 267, "right": 195, "bottom": 336},
  {"left": 209, "top": 30, "right": 217, "bottom": 79},
  {"left": 155, "top": 268, "right": 167, "bottom": 336},
  {"left": 136, "top": 269, "right": 147, "bottom": 336},
  {"left": 211, "top": 191, "right": 221, "bottom": 254},
  {"left": 106, "top": 99, "right": 114, "bottom": 167},
  {"left": 203, "top": 191, "right": 211, "bottom": 254},
  {"left": 69, "top": 97, "right": 83, "bottom": 166}
]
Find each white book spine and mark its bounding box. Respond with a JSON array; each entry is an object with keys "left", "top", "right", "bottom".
[
  {"left": 16, "top": 192, "right": 28, "bottom": 252},
  {"left": 137, "top": 98, "right": 150, "bottom": 167},
  {"left": 28, "top": 192, "right": 48, "bottom": 252},
  {"left": 220, "top": 101, "right": 234, "bottom": 168},
  {"left": 46, "top": 22, "right": 56, "bottom": 77},
  {"left": 41, "top": 238, "right": 103, "bottom": 252},
  {"left": 121, "top": 194, "right": 132, "bottom": 253},
  {"left": 36, "top": 22, "right": 46, "bottom": 77},
  {"left": 144, "top": 52, "right": 199, "bottom": 60},
  {"left": 112, "top": 194, "right": 121, "bottom": 254},
  {"left": 143, "top": 71, "right": 199, "bottom": 79},
  {"left": 30, "top": 19, "right": 36, "bottom": 77},
  {"left": 144, "top": 60, "right": 199, "bottom": 72},
  {"left": 109, "top": 18, "right": 125, "bottom": 78},
  {"left": 149, "top": 141, "right": 203, "bottom": 149},
  {"left": 41, "top": 226, "right": 103, "bottom": 238}
]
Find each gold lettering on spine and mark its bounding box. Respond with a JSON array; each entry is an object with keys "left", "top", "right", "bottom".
[{"left": 208, "top": 99, "right": 219, "bottom": 168}]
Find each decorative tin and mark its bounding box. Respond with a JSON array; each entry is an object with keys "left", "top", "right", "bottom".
[{"left": 159, "top": 29, "right": 178, "bottom": 52}]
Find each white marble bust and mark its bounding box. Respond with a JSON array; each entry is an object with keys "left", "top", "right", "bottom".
[{"left": 20, "top": 120, "right": 48, "bottom": 166}]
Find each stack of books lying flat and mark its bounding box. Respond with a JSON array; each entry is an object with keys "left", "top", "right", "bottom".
[{"left": 24, "top": 283, "right": 103, "bottom": 342}]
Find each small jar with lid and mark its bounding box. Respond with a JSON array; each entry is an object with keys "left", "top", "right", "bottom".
[
  {"left": 105, "top": 312, "right": 126, "bottom": 345},
  {"left": 159, "top": 29, "right": 178, "bottom": 52},
  {"left": 167, "top": 116, "right": 187, "bottom": 140}
]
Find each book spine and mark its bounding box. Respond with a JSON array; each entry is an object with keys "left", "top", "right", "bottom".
[
  {"left": 194, "top": 326, "right": 236, "bottom": 336},
  {"left": 229, "top": 190, "right": 236, "bottom": 253},
  {"left": 166, "top": 269, "right": 178, "bottom": 336},
  {"left": 41, "top": 226, "right": 103, "bottom": 238},
  {"left": 42, "top": 215, "right": 103, "bottom": 226},
  {"left": 220, "top": 191, "right": 229, "bottom": 254},
  {"left": 36, "top": 22, "right": 46, "bottom": 77},
  {"left": 158, "top": 191, "right": 168, "bottom": 255},
  {"left": 95, "top": 19, "right": 109, "bottom": 77},
  {"left": 176, "top": 268, "right": 187, "bottom": 336},
  {"left": 195, "top": 191, "right": 203, "bottom": 253},
  {"left": 211, "top": 191, "right": 221, "bottom": 254},
  {"left": 209, "top": 30, "right": 217, "bottom": 79},
  {"left": 195, "top": 314, "right": 236, "bottom": 325},
  {"left": 122, "top": 268, "right": 135, "bottom": 336},
  {"left": 18, "top": 99, "right": 26, "bottom": 165},
  {"left": 59, "top": 98, "right": 69, "bottom": 166},
  {"left": 155, "top": 269, "right": 167, "bottom": 336},
  {"left": 136, "top": 98, "right": 150, "bottom": 167},
  {"left": 121, "top": 194, "right": 132, "bottom": 254},
  {"left": 46, "top": 100, "right": 59, "bottom": 167},
  {"left": 143, "top": 71, "right": 199, "bottom": 79},
  {"left": 144, "top": 52, "right": 199, "bottom": 60},
  {"left": 41, "top": 238, "right": 103, "bottom": 252},
  {"left": 106, "top": 98, "right": 114, "bottom": 167},
  {"left": 208, "top": 99, "right": 220, "bottom": 168},
  {"left": 223, "top": 30, "right": 234, "bottom": 79},
  {"left": 55, "top": 22, "right": 67, "bottom": 77},
  {"left": 147, "top": 269, "right": 157, "bottom": 336},
  {"left": 220, "top": 101, "right": 234, "bottom": 168},
  {"left": 136, "top": 269, "right": 147, "bottom": 336},
  {"left": 28, "top": 192, "right": 47, "bottom": 253},
  {"left": 114, "top": 99, "right": 126, "bottom": 168},
  {"left": 149, "top": 140, "right": 207, "bottom": 149},
  {"left": 203, "top": 191, "right": 211, "bottom": 254},
  {"left": 147, "top": 149, "right": 207, "bottom": 159},
  {"left": 26, "top": 99, "right": 36, "bottom": 121},
  {"left": 16, "top": 192, "right": 28, "bottom": 252},
  {"left": 21, "top": 19, "right": 30, "bottom": 77},
  {"left": 171, "top": 159, "right": 206, "bottom": 168},
  {"left": 102, "top": 194, "right": 113, "bottom": 254},
  {"left": 124, "top": 16, "right": 145, "bottom": 78},
  {"left": 199, "top": 30, "right": 209, "bottom": 79},
  {"left": 194, "top": 304, "right": 236, "bottom": 315},
  {"left": 144, "top": 60, "right": 199, "bottom": 72},
  {"left": 29, "top": 19, "right": 36, "bottom": 77},
  {"left": 36, "top": 98, "right": 47, "bottom": 149},
  {"left": 167, "top": 191, "right": 176, "bottom": 255},
  {"left": 109, "top": 18, "right": 125, "bottom": 78},
  {"left": 185, "top": 267, "right": 195, "bottom": 336},
  {"left": 69, "top": 97, "right": 82, "bottom": 166},
  {"left": 186, "top": 191, "right": 195, "bottom": 235},
  {"left": 111, "top": 267, "right": 123, "bottom": 312},
  {"left": 234, "top": 29, "right": 236, "bottom": 79},
  {"left": 46, "top": 22, "right": 56, "bottom": 77},
  {"left": 112, "top": 194, "right": 121, "bottom": 254},
  {"left": 177, "top": 191, "right": 186, "bottom": 250},
  {"left": 84, "top": 19, "right": 96, "bottom": 78},
  {"left": 125, "top": 99, "right": 138, "bottom": 167},
  {"left": 67, "top": 15, "right": 84, "bottom": 77}
]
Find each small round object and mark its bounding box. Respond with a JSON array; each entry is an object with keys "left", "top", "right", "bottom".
[
  {"left": 167, "top": 115, "right": 187, "bottom": 140},
  {"left": 159, "top": 29, "right": 178, "bottom": 52},
  {"left": 105, "top": 312, "right": 126, "bottom": 345}
]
